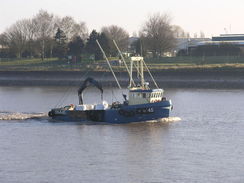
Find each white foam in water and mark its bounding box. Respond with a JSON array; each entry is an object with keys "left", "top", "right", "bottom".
[
  {"left": 159, "top": 117, "right": 181, "bottom": 122},
  {"left": 0, "top": 112, "right": 48, "bottom": 120},
  {"left": 147, "top": 117, "right": 182, "bottom": 123}
]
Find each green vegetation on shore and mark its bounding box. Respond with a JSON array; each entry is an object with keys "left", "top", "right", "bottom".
[{"left": 1, "top": 56, "right": 244, "bottom": 72}]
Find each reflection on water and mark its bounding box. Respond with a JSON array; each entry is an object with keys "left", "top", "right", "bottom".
[{"left": 0, "top": 86, "right": 244, "bottom": 183}]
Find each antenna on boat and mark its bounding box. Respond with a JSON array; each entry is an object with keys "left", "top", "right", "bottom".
[
  {"left": 112, "top": 40, "right": 135, "bottom": 87},
  {"left": 96, "top": 40, "right": 122, "bottom": 89}
]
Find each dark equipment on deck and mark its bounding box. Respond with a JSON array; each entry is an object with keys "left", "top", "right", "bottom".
[{"left": 78, "top": 77, "right": 103, "bottom": 105}]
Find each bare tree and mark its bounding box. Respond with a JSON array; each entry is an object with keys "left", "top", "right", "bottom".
[
  {"left": 0, "top": 20, "right": 31, "bottom": 58},
  {"left": 58, "top": 16, "right": 75, "bottom": 41},
  {"left": 71, "top": 22, "right": 89, "bottom": 40},
  {"left": 19, "top": 19, "right": 37, "bottom": 57},
  {"left": 140, "top": 13, "right": 176, "bottom": 58},
  {"left": 58, "top": 16, "right": 88, "bottom": 42},
  {"left": 194, "top": 33, "right": 198, "bottom": 38},
  {"left": 186, "top": 32, "right": 190, "bottom": 38},
  {"left": 101, "top": 25, "right": 129, "bottom": 52},
  {"left": 0, "top": 33, "right": 10, "bottom": 56},
  {"left": 172, "top": 25, "right": 187, "bottom": 38},
  {"left": 32, "top": 10, "right": 55, "bottom": 60},
  {"left": 0, "top": 33, "right": 7, "bottom": 45},
  {"left": 200, "top": 31, "right": 205, "bottom": 38}
]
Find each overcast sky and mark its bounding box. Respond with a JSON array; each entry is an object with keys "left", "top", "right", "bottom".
[{"left": 0, "top": 0, "right": 243, "bottom": 37}]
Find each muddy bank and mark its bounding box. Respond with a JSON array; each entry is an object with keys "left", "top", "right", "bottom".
[{"left": 0, "top": 70, "right": 244, "bottom": 89}]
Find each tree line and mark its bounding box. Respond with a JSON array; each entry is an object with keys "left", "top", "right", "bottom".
[{"left": 0, "top": 10, "right": 189, "bottom": 60}]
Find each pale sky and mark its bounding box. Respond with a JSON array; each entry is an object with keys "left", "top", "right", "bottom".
[{"left": 0, "top": 0, "right": 244, "bottom": 38}]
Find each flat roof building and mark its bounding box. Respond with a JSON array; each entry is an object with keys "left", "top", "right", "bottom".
[{"left": 212, "top": 34, "right": 244, "bottom": 41}]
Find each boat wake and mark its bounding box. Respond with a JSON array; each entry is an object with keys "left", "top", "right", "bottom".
[
  {"left": 147, "top": 117, "right": 181, "bottom": 123},
  {"left": 0, "top": 112, "right": 48, "bottom": 121}
]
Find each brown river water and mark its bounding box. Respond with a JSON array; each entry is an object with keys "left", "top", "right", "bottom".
[{"left": 0, "top": 86, "right": 244, "bottom": 183}]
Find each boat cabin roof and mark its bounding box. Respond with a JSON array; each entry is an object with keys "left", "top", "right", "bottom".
[{"left": 129, "top": 88, "right": 163, "bottom": 93}]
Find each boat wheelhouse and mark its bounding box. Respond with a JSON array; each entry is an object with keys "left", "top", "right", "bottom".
[{"left": 129, "top": 88, "right": 164, "bottom": 105}]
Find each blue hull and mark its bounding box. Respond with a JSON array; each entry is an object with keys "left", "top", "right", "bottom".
[{"left": 50, "top": 100, "right": 172, "bottom": 124}]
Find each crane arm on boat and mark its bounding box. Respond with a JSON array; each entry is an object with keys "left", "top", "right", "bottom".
[{"left": 78, "top": 77, "right": 103, "bottom": 105}]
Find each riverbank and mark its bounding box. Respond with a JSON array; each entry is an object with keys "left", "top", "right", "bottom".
[{"left": 1, "top": 69, "right": 244, "bottom": 88}]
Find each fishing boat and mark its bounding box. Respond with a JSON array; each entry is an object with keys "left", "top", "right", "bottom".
[{"left": 48, "top": 41, "right": 173, "bottom": 123}]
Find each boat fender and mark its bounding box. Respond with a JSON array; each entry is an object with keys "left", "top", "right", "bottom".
[{"left": 48, "top": 111, "right": 54, "bottom": 117}]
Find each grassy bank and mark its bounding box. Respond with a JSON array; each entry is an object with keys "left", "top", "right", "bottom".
[{"left": 1, "top": 56, "right": 244, "bottom": 72}]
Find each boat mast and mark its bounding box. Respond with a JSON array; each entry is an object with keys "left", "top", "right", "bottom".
[
  {"left": 142, "top": 59, "right": 159, "bottom": 89},
  {"left": 96, "top": 40, "right": 122, "bottom": 89},
  {"left": 140, "top": 58, "right": 144, "bottom": 87},
  {"left": 130, "top": 57, "right": 159, "bottom": 89},
  {"left": 130, "top": 57, "right": 145, "bottom": 88},
  {"left": 112, "top": 40, "right": 135, "bottom": 87}
]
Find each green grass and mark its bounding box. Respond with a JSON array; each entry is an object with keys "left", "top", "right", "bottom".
[
  {"left": 1, "top": 56, "right": 244, "bottom": 71},
  {"left": 0, "top": 58, "right": 57, "bottom": 65},
  {"left": 145, "top": 56, "right": 244, "bottom": 64},
  {"left": 0, "top": 58, "right": 93, "bottom": 71}
]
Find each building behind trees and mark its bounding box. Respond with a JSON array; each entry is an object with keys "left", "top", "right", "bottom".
[{"left": 177, "top": 34, "right": 244, "bottom": 57}]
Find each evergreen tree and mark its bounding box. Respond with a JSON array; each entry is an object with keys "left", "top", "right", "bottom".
[
  {"left": 98, "top": 32, "right": 111, "bottom": 56},
  {"left": 68, "top": 36, "right": 85, "bottom": 57},
  {"left": 86, "top": 30, "right": 112, "bottom": 60},
  {"left": 86, "top": 30, "right": 100, "bottom": 60},
  {"left": 54, "top": 28, "right": 67, "bottom": 58}
]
